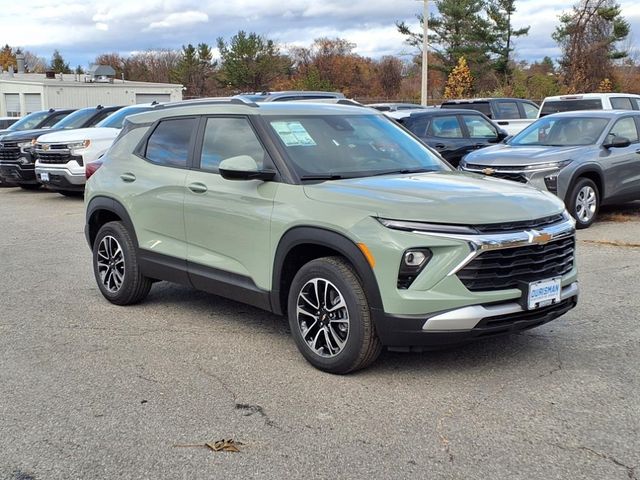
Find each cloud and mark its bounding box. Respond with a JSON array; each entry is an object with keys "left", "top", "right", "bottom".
[{"left": 145, "top": 11, "right": 209, "bottom": 31}]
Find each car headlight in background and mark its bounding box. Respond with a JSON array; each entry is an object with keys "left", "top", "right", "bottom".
[
  {"left": 68, "top": 140, "right": 91, "bottom": 153},
  {"left": 17, "top": 140, "right": 34, "bottom": 154},
  {"left": 524, "top": 159, "right": 573, "bottom": 173}
]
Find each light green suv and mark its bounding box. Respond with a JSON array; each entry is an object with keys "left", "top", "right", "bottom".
[{"left": 85, "top": 98, "right": 579, "bottom": 373}]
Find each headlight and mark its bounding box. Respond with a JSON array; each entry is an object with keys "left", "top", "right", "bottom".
[
  {"left": 18, "top": 140, "right": 34, "bottom": 153},
  {"left": 524, "top": 159, "right": 573, "bottom": 172},
  {"left": 377, "top": 218, "right": 478, "bottom": 235},
  {"left": 68, "top": 140, "right": 91, "bottom": 152}
]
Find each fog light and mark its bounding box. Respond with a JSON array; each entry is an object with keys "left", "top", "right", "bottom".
[{"left": 398, "top": 248, "right": 432, "bottom": 289}]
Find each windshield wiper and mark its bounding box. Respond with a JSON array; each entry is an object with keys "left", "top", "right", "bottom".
[
  {"left": 369, "top": 168, "right": 435, "bottom": 177},
  {"left": 300, "top": 174, "right": 344, "bottom": 181}
]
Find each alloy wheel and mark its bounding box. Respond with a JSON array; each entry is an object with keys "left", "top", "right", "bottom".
[
  {"left": 96, "top": 235, "right": 126, "bottom": 293},
  {"left": 296, "top": 278, "right": 350, "bottom": 358},
  {"left": 575, "top": 185, "right": 597, "bottom": 223}
]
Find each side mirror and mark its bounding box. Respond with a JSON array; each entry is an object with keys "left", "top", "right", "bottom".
[
  {"left": 603, "top": 136, "right": 631, "bottom": 149},
  {"left": 219, "top": 155, "right": 275, "bottom": 181}
]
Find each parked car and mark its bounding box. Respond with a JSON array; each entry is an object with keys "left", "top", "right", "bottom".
[
  {"left": 387, "top": 108, "right": 508, "bottom": 167},
  {"left": 0, "top": 105, "right": 122, "bottom": 190},
  {"left": 440, "top": 98, "right": 539, "bottom": 135},
  {"left": 34, "top": 104, "right": 158, "bottom": 196},
  {"left": 460, "top": 110, "right": 640, "bottom": 228},
  {"left": 367, "top": 103, "right": 430, "bottom": 112},
  {"left": 0, "top": 108, "right": 74, "bottom": 136},
  {"left": 538, "top": 93, "right": 640, "bottom": 117},
  {"left": 85, "top": 98, "right": 578, "bottom": 373},
  {"left": 236, "top": 91, "right": 345, "bottom": 102},
  {"left": 0, "top": 117, "right": 19, "bottom": 130}
]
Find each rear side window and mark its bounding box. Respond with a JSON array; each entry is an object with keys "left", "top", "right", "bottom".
[
  {"left": 145, "top": 117, "right": 197, "bottom": 168},
  {"left": 610, "top": 97, "right": 633, "bottom": 110},
  {"left": 461, "top": 115, "right": 497, "bottom": 138},
  {"left": 522, "top": 102, "right": 539, "bottom": 119},
  {"left": 199, "top": 117, "right": 267, "bottom": 172},
  {"left": 540, "top": 99, "right": 603, "bottom": 117},
  {"left": 427, "top": 116, "right": 463, "bottom": 138},
  {"left": 440, "top": 102, "right": 492, "bottom": 117},
  {"left": 494, "top": 101, "right": 520, "bottom": 119},
  {"left": 405, "top": 116, "right": 430, "bottom": 137}
]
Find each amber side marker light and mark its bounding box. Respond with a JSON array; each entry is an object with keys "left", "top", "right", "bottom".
[{"left": 357, "top": 243, "right": 376, "bottom": 268}]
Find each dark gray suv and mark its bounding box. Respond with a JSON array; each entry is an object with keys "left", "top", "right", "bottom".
[{"left": 460, "top": 110, "right": 640, "bottom": 228}]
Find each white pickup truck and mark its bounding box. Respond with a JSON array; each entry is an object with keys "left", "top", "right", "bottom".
[
  {"left": 34, "top": 104, "right": 156, "bottom": 196},
  {"left": 439, "top": 98, "right": 539, "bottom": 136}
]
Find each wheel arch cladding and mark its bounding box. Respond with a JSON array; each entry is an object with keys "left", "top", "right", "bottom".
[
  {"left": 86, "top": 196, "right": 138, "bottom": 249},
  {"left": 271, "top": 226, "right": 383, "bottom": 317},
  {"left": 571, "top": 166, "right": 604, "bottom": 200}
]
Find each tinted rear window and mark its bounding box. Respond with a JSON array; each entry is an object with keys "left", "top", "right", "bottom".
[
  {"left": 145, "top": 117, "right": 197, "bottom": 168},
  {"left": 440, "top": 102, "right": 492, "bottom": 117},
  {"left": 610, "top": 97, "right": 633, "bottom": 110},
  {"left": 540, "top": 99, "right": 603, "bottom": 117}
]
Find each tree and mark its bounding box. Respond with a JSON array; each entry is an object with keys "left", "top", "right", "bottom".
[
  {"left": 486, "top": 0, "right": 530, "bottom": 79},
  {"left": 553, "top": 0, "right": 630, "bottom": 92},
  {"left": 217, "top": 31, "right": 290, "bottom": 91},
  {"left": 50, "top": 49, "right": 71, "bottom": 73},
  {"left": 23, "top": 50, "right": 47, "bottom": 73},
  {"left": 444, "top": 56, "right": 474, "bottom": 98},
  {"left": 597, "top": 77, "right": 614, "bottom": 92},
  {"left": 94, "top": 53, "right": 126, "bottom": 78},
  {"left": 377, "top": 56, "right": 404, "bottom": 97},
  {"left": 0, "top": 44, "right": 16, "bottom": 71},
  {"left": 75, "top": 65, "right": 85, "bottom": 75}
]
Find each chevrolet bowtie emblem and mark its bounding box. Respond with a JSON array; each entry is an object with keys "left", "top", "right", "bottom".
[
  {"left": 42, "top": 144, "right": 50, "bottom": 151},
  {"left": 526, "top": 230, "right": 553, "bottom": 244},
  {"left": 481, "top": 167, "right": 495, "bottom": 175}
]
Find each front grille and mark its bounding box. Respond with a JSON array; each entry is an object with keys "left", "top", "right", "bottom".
[
  {"left": 36, "top": 151, "right": 73, "bottom": 164},
  {"left": 0, "top": 143, "right": 20, "bottom": 161},
  {"left": 457, "top": 236, "right": 575, "bottom": 292},
  {"left": 474, "top": 214, "right": 565, "bottom": 234},
  {"left": 491, "top": 171, "right": 528, "bottom": 183},
  {"left": 464, "top": 164, "right": 528, "bottom": 183}
]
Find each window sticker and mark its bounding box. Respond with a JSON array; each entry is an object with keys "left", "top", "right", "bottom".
[{"left": 271, "top": 121, "right": 317, "bottom": 146}]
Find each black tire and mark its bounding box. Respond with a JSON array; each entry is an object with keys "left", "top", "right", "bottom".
[
  {"left": 92, "top": 221, "right": 152, "bottom": 305},
  {"left": 287, "top": 256, "right": 382, "bottom": 374},
  {"left": 566, "top": 177, "right": 599, "bottom": 229},
  {"left": 19, "top": 183, "right": 42, "bottom": 190},
  {"left": 58, "top": 190, "right": 84, "bottom": 197}
]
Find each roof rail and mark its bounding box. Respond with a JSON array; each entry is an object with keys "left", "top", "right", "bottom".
[{"left": 156, "top": 96, "right": 259, "bottom": 109}]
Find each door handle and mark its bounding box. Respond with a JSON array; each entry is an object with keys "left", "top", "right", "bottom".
[
  {"left": 188, "top": 182, "right": 208, "bottom": 194},
  {"left": 434, "top": 144, "right": 446, "bottom": 149},
  {"left": 497, "top": 121, "right": 509, "bottom": 125},
  {"left": 120, "top": 172, "right": 136, "bottom": 183}
]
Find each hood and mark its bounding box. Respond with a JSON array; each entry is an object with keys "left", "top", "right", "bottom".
[
  {"left": 0, "top": 127, "right": 62, "bottom": 143},
  {"left": 37, "top": 127, "right": 119, "bottom": 144},
  {"left": 463, "top": 143, "right": 592, "bottom": 167},
  {"left": 304, "top": 171, "right": 565, "bottom": 225}
]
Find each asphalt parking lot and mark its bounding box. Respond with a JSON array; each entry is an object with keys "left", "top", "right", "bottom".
[{"left": 1, "top": 188, "right": 638, "bottom": 480}]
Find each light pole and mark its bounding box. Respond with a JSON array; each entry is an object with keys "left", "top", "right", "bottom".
[{"left": 420, "top": 0, "right": 429, "bottom": 106}]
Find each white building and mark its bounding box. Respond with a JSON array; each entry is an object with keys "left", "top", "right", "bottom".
[{"left": 0, "top": 69, "right": 183, "bottom": 117}]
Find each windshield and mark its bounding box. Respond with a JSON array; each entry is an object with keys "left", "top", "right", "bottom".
[
  {"left": 53, "top": 108, "right": 97, "bottom": 130},
  {"left": 97, "top": 106, "right": 153, "bottom": 129},
  {"left": 509, "top": 116, "right": 610, "bottom": 147},
  {"left": 7, "top": 111, "right": 50, "bottom": 131},
  {"left": 267, "top": 114, "right": 448, "bottom": 179}
]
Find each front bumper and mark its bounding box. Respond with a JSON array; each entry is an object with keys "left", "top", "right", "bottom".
[
  {"left": 36, "top": 165, "right": 85, "bottom": 191},
  {"left": 0, "top": 162, "right": 37, "bottom": 184},
  {"left": 375, "top": 282, "right": 578, "bottom": 350}
]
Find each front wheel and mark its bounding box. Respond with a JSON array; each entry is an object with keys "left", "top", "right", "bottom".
[
  {"left": 567, "top": 178, "right": 599, "bottom": 229},
  {"left": 93, "top": 221, "right": 152, "bottom": 305},
  {"left": 287, "top": 256, "right": 381, "bottom": 374}
]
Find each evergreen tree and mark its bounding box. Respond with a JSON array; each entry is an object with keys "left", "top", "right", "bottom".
[
  {"left": 50, "top": 50, "right": 71, "bottom": 73},
  {"left": 75, "top": 65, "right": 85, "bottom": 75},
  {"left": 486, "top": 0, "right": 530, "bottom": 79}
]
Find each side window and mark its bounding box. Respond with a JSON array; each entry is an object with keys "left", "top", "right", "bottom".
[
  {"left": 461, "top": 115, "right": 497, "bottom": 138},
  {"left": 145, "top": 117, "right": 197, "bottom": 167},
  {"left": 494, "top": 101, "right": 521, "bottom": 119},
  {"left": 199, "top": 117, "right": 267, "bottom": 172},
  {"left": 42, "top": 112, "right": 70, "bottom": 127},
  {"left": 407, "top": 116, "right": 430, "bottom": 137},
  {"left": 608, "top": 117, "right": 639, "bottom": 142},
  {"left": 427, "top": 116, "right": 463, "bottom": 138},
  {"left": 522, "top": 102, "right": 539, "bottom": 119},
  {"left": 610, "top": 97, "right": 633, "bottom": 110},
  {"left": 88, "top": 109, "right": 116, "bottom": 126}
]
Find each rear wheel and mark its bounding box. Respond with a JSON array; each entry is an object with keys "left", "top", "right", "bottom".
[
  {"left": 287, "top": 256, "right": 381, "bottom": 374},
  {"left": 567, "top": 177, "right": 599, "bottom": 229},
  {"left": 93, "top": 221, "right": 152, "bottom": 305},
  {"left": 19, "top": 184, "right": 41, "bottom": 190}
]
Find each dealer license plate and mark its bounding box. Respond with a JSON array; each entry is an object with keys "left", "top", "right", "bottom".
[
  {"left": 40, "top": 172, "right": 49, "bottom": 182},
  {"left": 527, "top": 277, "right": 561, "bottom": 310}
]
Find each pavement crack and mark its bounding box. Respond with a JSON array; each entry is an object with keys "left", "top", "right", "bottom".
[
  {"left": 552, "top": 443, "right": 637, "bottom": 479},
  {"left": 235, "top": 403, "right": 279, "bottom": 428},
  {"left": 197, "top": 365, "right": 238, "bottom": 403},
  {"left": 436, "top": 408, "right": 455, "bottom": 466},
  {"left": 579, "top": 239, "right": 640, "bottom": 248}
]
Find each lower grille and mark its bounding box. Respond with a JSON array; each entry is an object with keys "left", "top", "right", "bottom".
[
  {"left": 491, "top": 172, "right": 528, "bottom": 183},
  {"left": 457, "top": 236, "right": 575, "bottom": 292}
]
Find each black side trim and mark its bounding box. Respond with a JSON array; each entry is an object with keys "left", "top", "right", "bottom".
[
  {"left": 85, "top": 196, "right": 138, "bottom": 248},
  {"left": 271, "top": 226, "right": 383, "bottom": 317},
  {"left": 138, "top": 248, "right": 190, "bottom": 286},
  {"left": 188, "top": 261, "right": 271, "bottom": 311}
]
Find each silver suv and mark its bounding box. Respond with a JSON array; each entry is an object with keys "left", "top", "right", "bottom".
[{"left": 460, "top": 110, "right": 640, "bottom": 228}]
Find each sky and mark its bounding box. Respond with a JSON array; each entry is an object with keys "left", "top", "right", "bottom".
[{"left": 1, "top": 0, "right": 639, "bottom": 68}]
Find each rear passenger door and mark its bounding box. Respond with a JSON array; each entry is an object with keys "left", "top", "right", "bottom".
[
  {"left": 417, "top": 115, "right": 469, "bottom": 165},
  {"left": 183, "top": 116, "right": 278, "bottom": 295}
]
